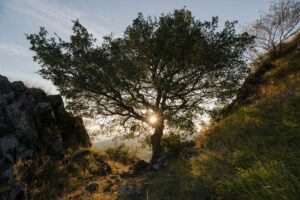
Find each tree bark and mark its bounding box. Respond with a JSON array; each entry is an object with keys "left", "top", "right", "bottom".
[{"left": 150, "top": 122, "right": 164, "bottom": 163}]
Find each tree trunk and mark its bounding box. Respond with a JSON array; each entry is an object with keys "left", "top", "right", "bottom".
[{"left": 150, "top": 122, "right": 164, "bottom": 163}]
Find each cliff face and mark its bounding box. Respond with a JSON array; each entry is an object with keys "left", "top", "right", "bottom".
[{"left": 0, "top": 75, "right": 90, "bottom": 198}]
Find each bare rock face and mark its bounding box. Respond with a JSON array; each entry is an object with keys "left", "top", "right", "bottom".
[{"left": 0, "top": 75, "right": 90, "bottom": 196}]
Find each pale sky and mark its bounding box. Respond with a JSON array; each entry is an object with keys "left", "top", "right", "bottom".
[{"left": 0, "top": 0, "right": 271, "bottom": 93}]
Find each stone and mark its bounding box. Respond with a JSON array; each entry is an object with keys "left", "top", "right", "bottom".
[
  {"left": 119, "top": 185, "right": 130, "bottom": 193},
  {"left": 152, "top": 164, "right": 160, "bottom": 170},
  {"left": 47, "top": 95, "right": 63, "bottom": 108},
  {"left": 16, "top": 145, "right": 33, "bottom": 160},
  {"left": 129, "top": 160, "right": 149, "bottom": 174},
  {"left": 34, "top": 102, "right": 52, "bottom": 115},
  {"left": 0, "top": 75, "right": 12, "bottom": 95},
  {"left": 2, "top": 168, "right": 14, "bottom": 183},
  {"left": 157, "top": 155, "right": 168, "bottom": 163},
  {"left": 11, "top": 81, "right": 26, "bottom": 92},
  {"left": 85, "top": 183, "right": 99, "bottom": 194},
  {"left": 119, "top": 184, "right": 140, "bottom": 197},
  {"left": 149, "top": 155, "right": 169, "bottom": 171},
  {"left": 0, "top": 74, "right": 91, "bottom": 191},
  {"left": 0, "top": 182, "right": 27, "bottom": 200},
  {"left": 0, "top": 136, "right": 19, "bottom": 152}
]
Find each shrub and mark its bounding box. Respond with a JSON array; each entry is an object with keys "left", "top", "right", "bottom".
[
  {"left": 71, "top": 148, "right": 112, "bottom": 176},
  {"left": 161, "top": 133, "right": 184, "bottom": 155},
  {"left": 105, "top": 143, "right": 138, "bottom": 165}
]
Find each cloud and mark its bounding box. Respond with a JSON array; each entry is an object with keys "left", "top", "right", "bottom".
[
  {"left": 4, "top": 0, "right": 111, "bottom": 39},
  {"left": 0, "top": 42, "right": 31, "bottom": 56}
]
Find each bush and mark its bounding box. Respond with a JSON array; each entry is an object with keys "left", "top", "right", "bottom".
[
  {"left": 161, "top": 133, "right": 184, "bottom": 155},
  {"left": 105, "top": 143, "right": 138, "bottom": 165},
  {"left": 71, "top": 148, "right": 112, "bottom": 176}
]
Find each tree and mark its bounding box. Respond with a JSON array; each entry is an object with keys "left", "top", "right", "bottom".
[
  {"left": 248, "top": 0, "right": 300, "bottom": 57},
  {"left": 27, "top": 9, "right": 253, "bottom": 163}
]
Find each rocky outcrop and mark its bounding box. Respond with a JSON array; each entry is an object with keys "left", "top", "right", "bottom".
[
  {"left": 85, "top": 183, "right": 99, "bottom": 194},
  {"left": 0, "top": 75, "right": 90, "bottom": 196}
]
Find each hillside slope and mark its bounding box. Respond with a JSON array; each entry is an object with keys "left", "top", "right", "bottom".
[
  {"left": 139, "top": 33, "right": 300, "bottom": 200},
  {"left": 193, "top": 33, "right": 300, "bottom": 199}
]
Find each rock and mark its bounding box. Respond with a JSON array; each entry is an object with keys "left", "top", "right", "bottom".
[
  {"left": 129, "top": 160, "right": 149, "bottom": 174},
  {"left": 148, "top": 155, "right": 169, "bottom": 171},
  {"left": 47, "top": 95, "right": 63, "bottom": 108},
  {"left": 2, "top": 168, "right": 14, "bottom": 183},
  {"left": 119, "top": 185, "right": 134, "bottom": 194},
  {"left": 0, "top": 135, "right": 19, "bottom": 152},
  {"left": 163, "top": 162, "right": 168, "bottom": 167},
  {"left": 85, "top": 183, "right": 99, "bottom": 194},
  {"left": 0, "top": 182, "right": 27, "bottom": 200},
  {"left": 34, "top": 102, "right": 52, "bottom": 115},
  {"left": 11, "top": 81, "right": 26, "bottom": 93},
  {"left": 157, "top": 155, "right": 168, "bottom": 163},
  {"left": 0, "top": 75, "right": 12, "bottom": 95},
  {"left": 152, "top": 164, "right": 160, "bottom": 170},
  {"left": 119, "top": 184, "right": 130, "bottom": 193},
  {"left": 16, "top": 145, "right": 33, "bottom": 160},
  {"left": 119, "top": 184, "right": 141, "bottom": 197},
  {"left": 0, "top": 75, "right": 91, "bottom": 190}
]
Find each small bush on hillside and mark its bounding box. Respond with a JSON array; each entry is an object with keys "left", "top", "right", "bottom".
[
  {"left": 161, "top": 133, "right": 184, "bottom": 155},
  {"left": 71, "top": 148, "right": 112, "bottom": 176},
  {"left": 105, "top": 144, "right": 138, "bottom": 165}
]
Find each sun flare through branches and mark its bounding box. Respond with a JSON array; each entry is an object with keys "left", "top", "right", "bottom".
[{"left": 149, "top": 115, "right": 158, "bottom": 125}]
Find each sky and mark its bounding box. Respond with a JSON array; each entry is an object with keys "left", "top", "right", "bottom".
[{"left": 0, "top": 0, "right": 271, "bottom": 94}]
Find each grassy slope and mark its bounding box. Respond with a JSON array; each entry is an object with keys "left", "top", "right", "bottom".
[
  {"left": 197, "top": 33, "right": 300, "bottom": 200},
  {"left": 140, "top": 34, "right": 300, "bottom": 200},
  {"left": 27, "top": 148, "right": 129, "bottom": 200}
]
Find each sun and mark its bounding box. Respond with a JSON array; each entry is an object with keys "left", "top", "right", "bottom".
[{"left": 149, "top": 115, "right": 158, "bottom": 124}]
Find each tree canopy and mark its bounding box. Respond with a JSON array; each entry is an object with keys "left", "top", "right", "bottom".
[{"left": 27, "top": 9, "right": 253, "bottom": 162}]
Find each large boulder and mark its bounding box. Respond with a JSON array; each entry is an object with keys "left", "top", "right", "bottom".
[{"left": 0, "top": 75, "right": 91, "bottom": 196}]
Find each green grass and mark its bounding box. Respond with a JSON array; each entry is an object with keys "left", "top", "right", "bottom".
[
  {"left": 219, "top": 161, "right": 300, "bottom": 200},
  {"left": 27, "top": 148, "right": 126, "bottom": 200},
  {"left": 190, "top": 33, "right": 300, "bottom": 199}
]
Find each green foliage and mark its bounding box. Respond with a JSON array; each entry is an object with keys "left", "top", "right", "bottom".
[
  {"left": 161, "top": 133, "right": 184, "bottom": 155},
  {"left": 105, "top": 143, "right": 138, "bottom": 165}
]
